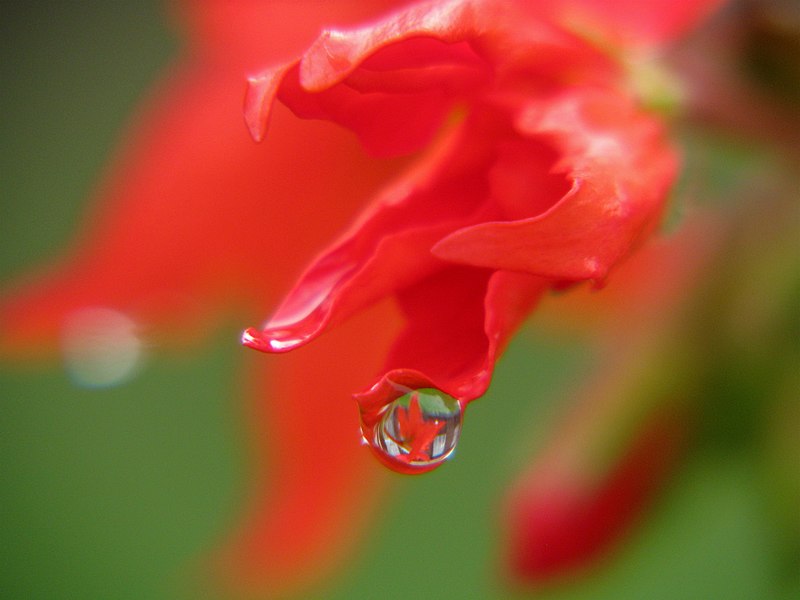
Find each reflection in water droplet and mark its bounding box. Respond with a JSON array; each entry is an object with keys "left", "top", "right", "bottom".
[
  {"left": 61, "top": 307, "right": 143, "bottom": 388},
  {"left": 368, "top": 388, "right": 463, "bottom": 474}
]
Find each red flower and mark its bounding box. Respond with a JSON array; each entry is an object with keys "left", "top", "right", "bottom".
[
  {"left": 0, "top": 0, "right": 722, "bottom": 595},
  {"left": 239, "top": 0, "right": 721, "bottom": 472}
]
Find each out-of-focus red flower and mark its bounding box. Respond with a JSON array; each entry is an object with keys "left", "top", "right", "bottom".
[
  {"left": 506, "top": 398, "right": 691, "bottom": 582},
  {"left": 0, "top": 0, "right": 723, "bottom": 596},
  {"left": 502, "top": 217, "right": 722, "bottom": 584}
]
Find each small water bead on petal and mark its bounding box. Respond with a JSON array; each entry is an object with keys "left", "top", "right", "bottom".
[
  {"left": 242, "top": 326, "right": 306, "bottom": 352},
  {"left": 369, "top": 388, "right": 463, "bottom": 474}
]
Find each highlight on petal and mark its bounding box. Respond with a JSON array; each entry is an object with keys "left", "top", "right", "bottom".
[{"left": 297, "top": 1, "right": 485, "bottom": 92}]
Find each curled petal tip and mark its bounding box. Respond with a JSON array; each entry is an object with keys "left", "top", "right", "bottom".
[
  {"left": 243, "top": 77, "right": 268, "bottom": 142},
  {"left": 241, "top": 327, "right": 266, "bottom": 349},
  {"left": 244, "top": 67, "right": 291, "bottom": 142},
  {"left": 583, "top": 256, "right": 609, "bottom": 281}
]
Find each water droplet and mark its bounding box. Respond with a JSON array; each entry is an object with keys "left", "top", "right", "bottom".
[
  {"left": 241, "top": 326, "right": 311, "bottom": 352},
  {"left": 242, "top": 292, "right": 334, "bottom": 353},
  {"left": 368, "top": 388, "right": 463, "bottom": 474}
]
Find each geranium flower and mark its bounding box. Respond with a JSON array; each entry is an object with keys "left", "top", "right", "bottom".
[{"left": 0, "top": 0, "right": 723, "bottom": 596}]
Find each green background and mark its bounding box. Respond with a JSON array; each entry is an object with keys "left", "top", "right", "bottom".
[{"left": 1, "top": 3, "right": 796, "bottom": 599}]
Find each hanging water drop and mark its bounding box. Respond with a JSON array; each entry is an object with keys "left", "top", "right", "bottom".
[{"left": 368, "top": 388, "right": 463, "bottom": 474}]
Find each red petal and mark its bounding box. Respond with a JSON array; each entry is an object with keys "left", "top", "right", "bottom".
[
  {"left": 242, "top": 122, "right": 494, "bottom": 356},
  {"left": 341, "top": 40, "right": 490, "bottom": 94},
  {"left": 487, "top": 138, "right": 571, "bottom": 221},
  {"left": 247, "top": 62, "right": 454, "bottom": 157},
  {"left": 212, "top": 301, "right": 400, "bottom": 596},
  {"left": 243, "top": 0, "right": 503, "bottom": 157},
  {"left": 1, "top": 64, "right": 396, "bottom": 356},
  {"left": 296, "top": 0, "right": 484, "bottom": 91},
  {"left": 357, "top": 268, "right": 548, "bottom": 414},
  {"left": 433, "top": 89, "right": 678, "bottom": 282},
  {"left": 243, "top": 63, "right": 297, "bottom": 143}
]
